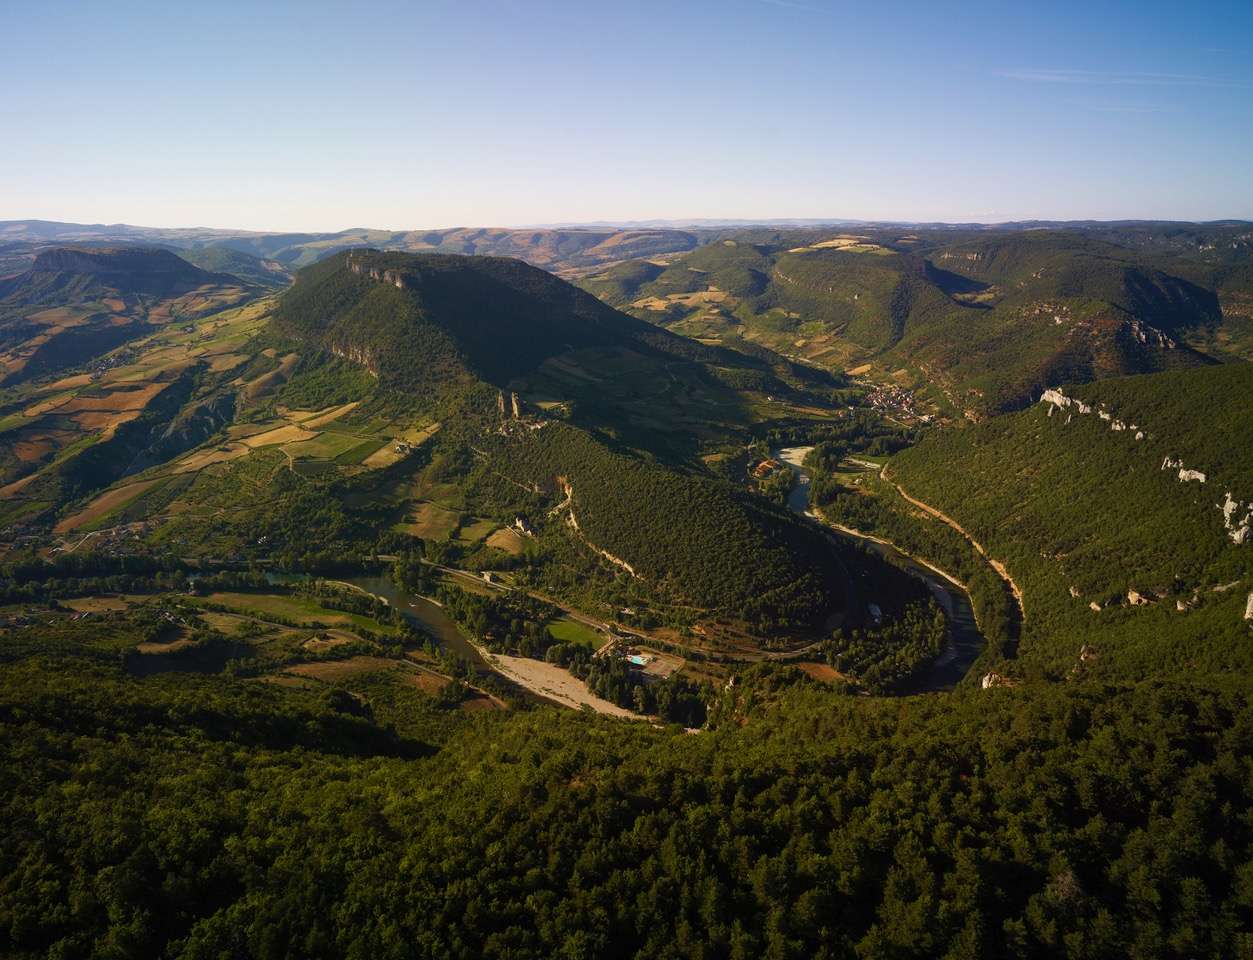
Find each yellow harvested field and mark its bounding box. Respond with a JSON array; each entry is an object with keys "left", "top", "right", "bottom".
[
  {"left": 0, "top": 473, "right": 39, "bottom": 500},
  {"left": 362, "top": 436, "right": 416, "bottom": 469},
  {"left": 27, "top": 306, "right": 91, "bottom": 326},
  {"left": 485, "top": 527, "right": 526, "bottom": 555},
  {"left": 631, "top": 288, "right": 729, "bottom": 311},
  {"left": 795, "top": 662, "right": 850, "bottom": 683},
  {"left": 207, "top": 352, "right": 248, "bottom": 372},
  {"left": 297, "top": 401, "right": 361, "bottom": 429},
  {"left": 54, "top": 477, "right": 162, "bottom": 534},
  {"left": 23, "top": 392, "right": 77, "bottom": 417},
  {"left": 44, "top": 374, "right": 94, "bottom": 391},
  {"left": 787, "top": 235, "right": 887, "bottom": 255},
  {"left": 171, "top": 442, "right": 251, "bottom": 473},
  {"left": 846, "top": 363, "right": 873, "bottom": 376},
  {"left": 61, "top": 382, "right": 167, "bottom": 413},
  {"left": 241, "top": 424, "right": 319, "bottom": 448},
  {"left": 71, "top": 409, "right": 143, "bottom": 431}
]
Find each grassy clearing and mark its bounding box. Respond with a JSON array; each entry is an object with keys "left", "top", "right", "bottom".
[
  {"left": 398, "top": 501, "right": 461, "bottom": 540},
  {"left": 191, "top": 592, "right": 397, "bottom": 635},
  {"left": 335, "top": 436, "right": 389, "bottom": 465},
  {"left": 485, "top": 527, "right": 526, "bottom": 555},
  {"left": 546, "top": 616, "right": 607, "bottom": 649},
  {"left": 456, "top": 518, "right": 497, "bottom": 544},
  {"left": 283, "top": 656, "right": 403, "bottom": 682},
  {"left": 282, "top": 431, "right": 366, "bottom": 460}
]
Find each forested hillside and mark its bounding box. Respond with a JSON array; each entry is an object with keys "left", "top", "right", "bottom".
[
  {"left": 889, "top": 362, "right": 1253, "bottom": 680},
  {"left": 2, "top": 623, "right": 1250, "bottom": 959}
]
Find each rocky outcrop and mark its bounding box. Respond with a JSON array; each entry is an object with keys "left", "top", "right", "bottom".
[
  {"left": 328, "top": 341, "right": 379, "bottom": 377},
  {"left": 980, "top": 672, "right": 1017, "bottom": 689},
  {"left": 1246, "top": 592, "right": 1253, "bottom": 621},
  {"left": 1041, "top": 388, "right": 1250, "bottom": 547},
  {"left": 1220, "top": 492, "right": 1252, "bottom": 545},
  {"left": 346, "top": 253, "right": 408, "bottom": 290}
]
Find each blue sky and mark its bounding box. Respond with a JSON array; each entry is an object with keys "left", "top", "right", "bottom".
[{"left": 1, "top": 0, "right": 1250, "bottom": 230}]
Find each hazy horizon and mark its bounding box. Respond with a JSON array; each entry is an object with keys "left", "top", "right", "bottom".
[{"left": 3, "top": 0, "right": 1252, "bottom": 230}]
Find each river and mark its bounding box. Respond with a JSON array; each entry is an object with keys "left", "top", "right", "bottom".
[
  {"left": 268, "top": 570, "right": 492, "bottom": 671},
  {"left": 343, "top": 575, "right": 491, "bottom": 670},
  {"left": 773, "top": 447, "right": 984, "bottom": 691}
]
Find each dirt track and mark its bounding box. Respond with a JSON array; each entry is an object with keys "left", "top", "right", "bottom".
[{"left": 882, "top": 465, "right": 1026, "bottom": 616}]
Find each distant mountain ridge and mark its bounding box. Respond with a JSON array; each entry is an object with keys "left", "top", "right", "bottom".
[{"left": 6, "top": 217, "right": 1248, "bottom": 281}]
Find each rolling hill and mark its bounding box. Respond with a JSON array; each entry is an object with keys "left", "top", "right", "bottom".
[
  {"left": 0, "top": 246, "right": 255, "bottom": 387},
  {"left": 582, "top": 227, "right": 1250, "bottom": 417},
  {"left": 174, "top": 245, "right": 291, "bottom": 290}
]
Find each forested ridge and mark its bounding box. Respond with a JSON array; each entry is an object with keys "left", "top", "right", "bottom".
[{"left": 481, "top": 421, "right": 842, "bottom": 631}]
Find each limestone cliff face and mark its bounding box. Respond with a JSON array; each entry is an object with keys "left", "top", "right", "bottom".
[
  {"left": 328, "top": 341, "right": 379, "bottom": 377},
  {"left": 346, "top": 253, "right": 409, "bottom": 290}
]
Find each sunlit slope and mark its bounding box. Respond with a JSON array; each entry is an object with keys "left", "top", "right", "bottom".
[{"left": 583, "top": 228, "right": 1242, "bottom": 416}]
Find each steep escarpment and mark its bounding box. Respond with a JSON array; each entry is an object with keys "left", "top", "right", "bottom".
[{"left": 273, "top": 250, "right": 740, "bottom": 394}]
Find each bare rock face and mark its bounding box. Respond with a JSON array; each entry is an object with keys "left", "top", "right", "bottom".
[
  {"left": 1246, "top": 592, "right": 1253, "bottom": 622},
  {"left": 1069, "top": 585, "right": 1082, "bottom": 598},
  {"left": 981, "top": 672, "right": 1016, "bottom": 689},
  {"left": 1127, "top": 589, "right": 1152, "bottom": 606},
  {"left": 1219, "top": 492, "right": 1252, "bottom": 544},
  {"left": 1089, "top": 601, "right": 1103, "bottom": 612}
]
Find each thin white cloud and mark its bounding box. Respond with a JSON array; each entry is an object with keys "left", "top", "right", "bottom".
[
  {"left": 1088, "top": 102, "right": 1176, "bottom": 114},
  {"left": 1001, "top": 68, "right": 1225, "bottom": 87},
  {"left": 758, "top": 0, "right": 830, "bottom": 13}
]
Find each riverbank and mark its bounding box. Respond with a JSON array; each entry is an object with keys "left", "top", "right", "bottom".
[
  {"left": 342, "top": 574, "right": 647, "bottom": 719},
  {"left": 773, "top": 447, "right": 986, "bottom": 690}
]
